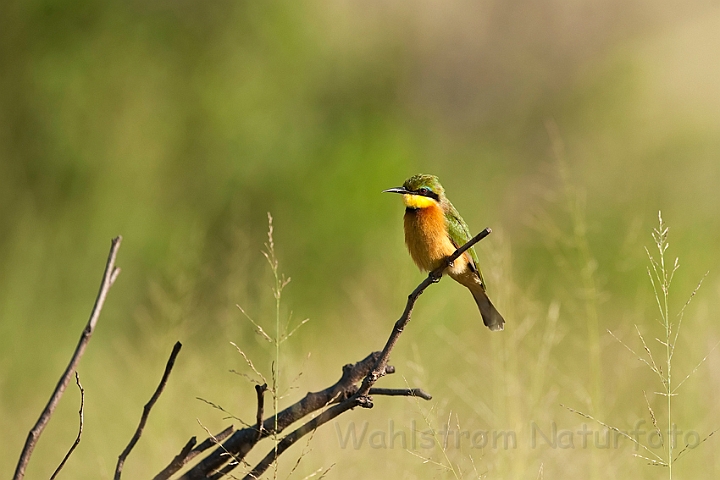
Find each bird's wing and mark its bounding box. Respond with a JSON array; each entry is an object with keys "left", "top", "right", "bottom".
[{"left": 445, "top": 204, "right": 486, "bottom": 288}]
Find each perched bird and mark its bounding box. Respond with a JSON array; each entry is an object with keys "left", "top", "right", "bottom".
[{"left": 384, "top": 174, "right": 505, "bottom": 331}]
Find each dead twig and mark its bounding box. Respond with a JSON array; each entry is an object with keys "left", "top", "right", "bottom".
[
  {"left": 154, "top": 427, "right": 235, "bottom": 480},
  {"left": 13, "top": 236, "right": 122, "bottom": 480},
  {"left": 115, "top": 341, "right": 183, "bottom": 479},
  {"left": 368, "top": 387, "right": 432, "bottom": 400},
  {"left": 49, "top": 372, "right": 85, "bottom": 480},
  {"left": 153, "top": 438, "right": 197, "bottom": 480},
  {"left": 176, "top": 352, "right": 388, "bottom": 480},
  {"left": 182, "top": 229, "right": 491, "bottom": 480},
  {"left": 239, "top": 399, "right": 364, "bottom": 480},
  {"left": 255, "top": 384, "right": 268, "bottom": 440}
]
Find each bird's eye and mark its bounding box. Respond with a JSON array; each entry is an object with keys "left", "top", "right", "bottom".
[{"left": 418, "top": 187, "right": 430, "bottom": 196}]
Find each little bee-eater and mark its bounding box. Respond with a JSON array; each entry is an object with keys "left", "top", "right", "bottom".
[{"left": 384, "top": 174, "right": 505, "bottom": 331}]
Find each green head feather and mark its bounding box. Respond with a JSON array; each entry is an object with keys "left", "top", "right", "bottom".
[{"left": 402, "top": 174, "right": 445, "bottom": 199}]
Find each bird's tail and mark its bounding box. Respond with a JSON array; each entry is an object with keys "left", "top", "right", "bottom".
[{"left": 467, "top": 281, "right": 505, "bottom": 331}]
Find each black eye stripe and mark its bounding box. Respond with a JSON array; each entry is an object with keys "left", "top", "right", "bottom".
[{"left": 414, "top": 188, "right": 439, "bottom": 201}]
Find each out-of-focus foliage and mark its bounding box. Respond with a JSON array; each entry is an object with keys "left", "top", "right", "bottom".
[{"left": 2, "top": 1, "right": 720, "bottom": 478}]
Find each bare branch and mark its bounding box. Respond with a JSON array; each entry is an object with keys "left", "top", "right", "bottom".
[
  {"left": 197, "top": 419, "right": 247, "bottom": 475},
  {"left": 239, "top": 399, "right": 366, "bottom": 480},
  {"left": 154, "top": 427, "right": 236, "bottom": 480},
  {"left": 49, "top": 372, "right": 85, "bottom": 480},
  {"left": 13, "top": 236, "right": 122, "bottom": 480},
  {"left": 174, "top": 230, "right": 490, "bottom": 479},
  {"left": 239, "top": 387, "right": 432, "bottom": 480},
  {"left": 368, "top": 387, "right": 432, "bottom": 400},
  {"left": 115, "top": 341, "right": 183, "bottom": 479},
  {"left": 175, "top": 352, "right": 383, "bottom": 480},
  {"left": 191, "top": 426, "right": 236, "bottom": 457},
  {"left": 255, "top": 384, "right": 268, "bottom": 440},
  {"left": 152, "top": 438, "right": 197, "bottom": 480}
]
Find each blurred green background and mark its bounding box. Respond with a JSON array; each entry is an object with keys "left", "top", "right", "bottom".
[{"left": 2, "top": 1, "right": 720, "bottom": 478}]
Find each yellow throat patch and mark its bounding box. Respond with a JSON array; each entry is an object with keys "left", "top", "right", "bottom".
[{"left": 402, "top": 193, "right": 437, "bottom": 209}]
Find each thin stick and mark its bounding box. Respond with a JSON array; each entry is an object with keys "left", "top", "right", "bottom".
[
  {"left": 368, "top": 387, "right": 432, "bottom": 400},
  {"left": 114, "top": 341, "right": 183, "bottom": 479},
  {"left": 152, "top": 438, "right": 197, "bottom": 480},
  {"left": 176, "top": 353, "right": 383, "bottom": 479},
  {"left": 239, "top": 400, "right": 362, "bottom": 480},
  {"left": 154, "top": 427, "right": 236, "bottom": 480},
  {"left": 49, "top": 372, "right": 85, "bottom": 480},
  {"left": 255, "top": 384, "right": 268, "bottom": 440},
  {"left": 237, "top": 385, "right": 433, "bottom": 480},
  {"left": 13, "top": 236, "right": 122, "bottom": 480}
]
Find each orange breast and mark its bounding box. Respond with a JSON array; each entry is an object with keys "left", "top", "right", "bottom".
[{"left": 403, "top": 204, "right": 458, "bottom": 271}]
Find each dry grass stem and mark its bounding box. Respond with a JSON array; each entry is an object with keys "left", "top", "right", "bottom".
[
  {"left": 607, "top": 329, "right": 664, "bottom": 383},
  {"left": 196, "top": 398, "right": 251, "bottom": 427},
  {"left": 236, "top": 305, "right": 273, "bottom": 344},
  {"left": 561, "top": 405, "right": 665, "bottom": 464},
  {"left": 643, "top": 390, "right": 661, "bottom": 443},
  {"left": 230, "top": 342, "right": 268, "bottom": 386}
]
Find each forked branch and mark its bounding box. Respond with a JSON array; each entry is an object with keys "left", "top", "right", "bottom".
[
  {"left": 13, "top": 236, "right": 122, "bottom": 480},
  {"left": 49, "top": 372, "right": 85, "bottom": 480},
  {"left": 166, "top": 228, "right": 492, "bottom": 480}
]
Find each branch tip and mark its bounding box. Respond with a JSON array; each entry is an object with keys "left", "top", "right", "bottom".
[
  {"left": 13, "top": 236, "right": 123, "bottom": 480},
  {"left": 115, "top": 341, "right": 183, "bottom": 479}
]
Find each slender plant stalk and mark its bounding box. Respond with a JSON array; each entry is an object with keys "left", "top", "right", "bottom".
[
  {"left": 664, "top": 257, "right": 672, "bottom": 480},
  {"left": 274, "top": 261, "right": 281, "bottom": 480},
  {"left": 263, "top": 213, "right": 289, "bottom": 479},
  {"left": 646, "top": 212, "right": 681, "bottom": 478},
  {"left": 565, "top": 212, "right": 715, "bottom": 478},
  {"left": 652, "top": 213, "right": 676, "bottom": 478}
]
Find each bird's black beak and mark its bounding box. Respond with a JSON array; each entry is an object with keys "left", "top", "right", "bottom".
[{"left": 383, "top": 187, "right": 409, "bottom": 195}]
